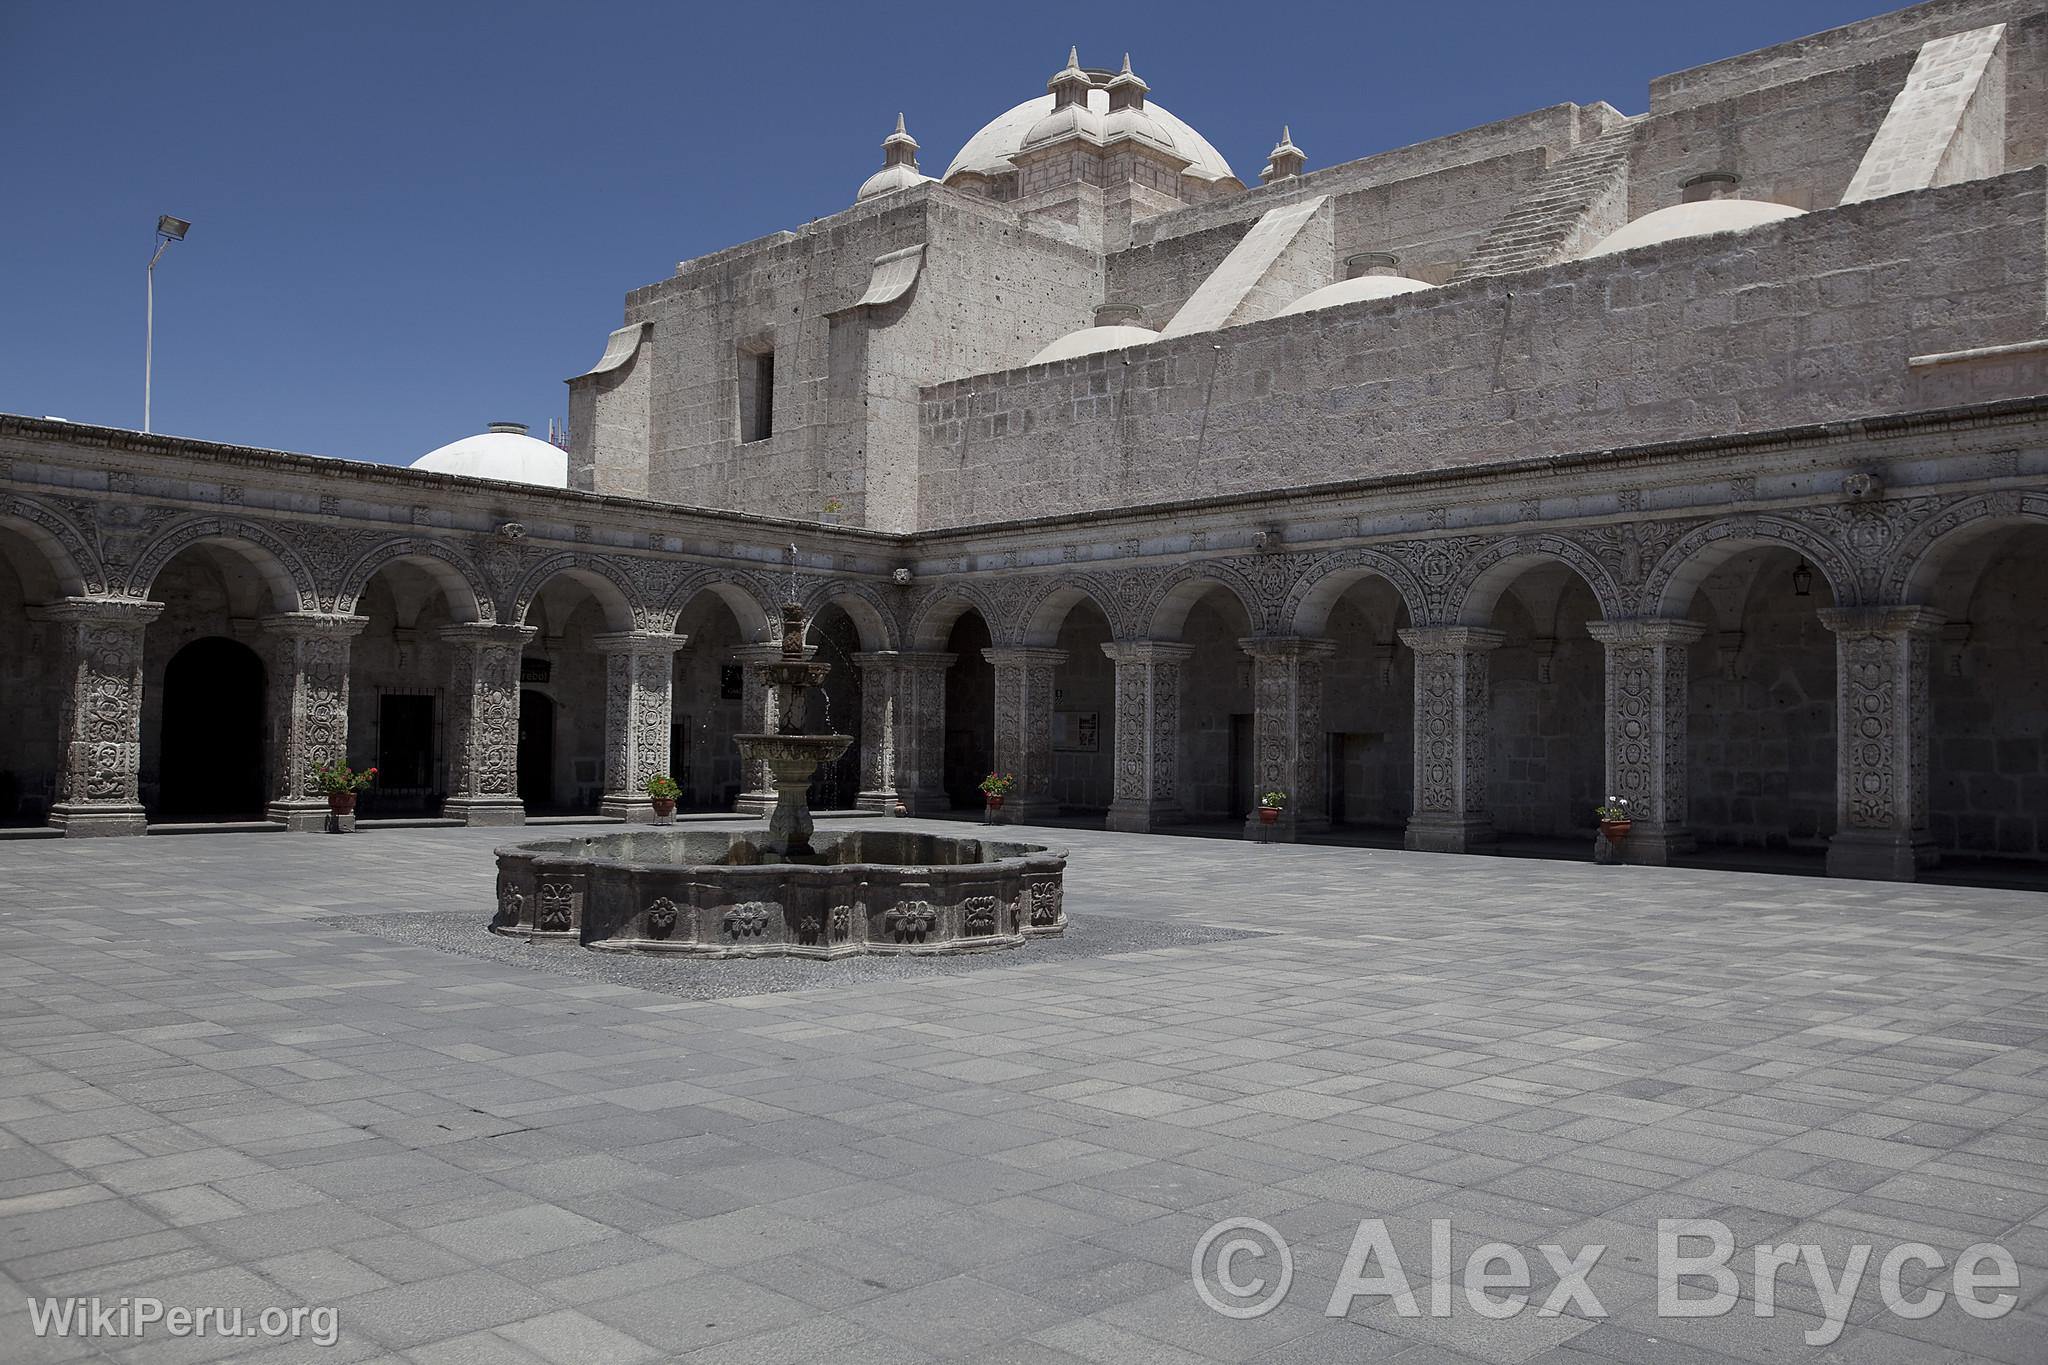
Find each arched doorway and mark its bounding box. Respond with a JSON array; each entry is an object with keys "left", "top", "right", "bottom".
[
  {"left": 942, "top": 609, "right": 994, "bottom": 809},
  {"left": 1316, "top": 576, "right": 1414, "bottom": 841},
  {"left": 1162, "top": 583, "right": 1254, "bottom": 827},
  {"left": 158, "top": 637, "right": 267, "bottom": 819},
  {"left": 518, "top": 690, "right": 556, "bottom": 810},
  {"left": 0, "top": 523, "right": 68, "bottom": 826},
  {"left": 1476, "top": 561, "right": 1604, "bottom": 850}
]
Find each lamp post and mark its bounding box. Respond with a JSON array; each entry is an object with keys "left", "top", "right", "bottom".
[{"left": 144, "top": 215, "right": 191, "bottom": 434}]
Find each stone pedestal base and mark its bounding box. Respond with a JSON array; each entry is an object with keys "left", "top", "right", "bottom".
[
  {"left": 269, "top": 798, "right": 331, "bottom": 833},
  {"left": 598, "top": 796, "right": 656, "bottom": 824},
  {"left": 1107, "top": 800, "right": 1183, "bottom": 834},
  {"left": 733, "top": 791, "right": 776, "bottom": 817},
  {"left": 49, "top": 803, "right": 148, "bottom": 838},
  {"left": 1405, "top": 816, "right": 1495, "bottom": 854},
  {"left": 443, "top": 796, "right": 525, "bottom": 827},
  {"left": 1826, "top": 831, "right": 1938, "bottom": 883},
  {"left": 994, "top": 797, "right": 1056, "bottom": 826},
  {"left": 1242, "top": 810, "right": 1328, "bottom": 842},
  {"left": 856, "top": 790, "right": 902, "bottom": 815},
  {"left": 1610, "top": 824, "right": 1693, "bottom": 866}
]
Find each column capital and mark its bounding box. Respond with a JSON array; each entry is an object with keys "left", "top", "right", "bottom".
[
  {"left": 1101, "top": 640, "right": 1196, "bottom": 664},
  {"left": 982, "top": 647, "right": 1068, "bottom": 668},
  {"left": 852, "top": 650, "right": 956, "bottom": 670},
  {"left": 260, "top": 611, "right": 370, "bottom": 639},
  {"left": 1817, "top": 606, "right": 1947, "bottom": 638},
  {"left": 438, "top": 623, "right": 538, "bottom": 648},
  {"left": 592, "top": 630, "right": 688, "bottom": 657},
  {"left": 30, "top": 596, "right": 165, "bottom": 627},
  {"left": 1585, "top": 618, "right": 1708, "bottom": 647},
  {"left": 1397, "top": 625, "right": 1506, "bottom": 655},
  {"left": 1236, "top": 635, "right": 1337, "bottom": 661}
]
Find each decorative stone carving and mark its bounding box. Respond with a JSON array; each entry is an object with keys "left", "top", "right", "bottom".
[
  {"left": 733, "top": 638, "right": 810, "bottom": 813},
  {"left": 1819, "top": 606, "right": 1944, "bottom": 882},
  {"left": 38, "top": 597, "right": 164, "bottom": 836},
  {"left": 724, "top": 902, "right": 772, "bottom": 940},
  {"left": 645, "top": 897, "right": 679, "bottom": 939},
  {"left": 1101, "top": 641, "right": 1193, "bottom": 832},
  {"left": 439, "top": 624, "right": 535, "bottom": 826},
  {"left": 1028, "top": 880, "right": 1062, "bottom": 927},
  {"left": 1237, "top": 636, "right": 1336, "bottom": 841},
  {"left": 1586, "top": 619, "right": 1707, "bottom": 865},
  {"left": 962, "top": 896, "right": 998, "bottom": 935},
  {"left": 1399, "top": 626, "right": 1505, "bottom": 853},
  {"left": 537, "top": 881, "right": 575, "bottom": 933},
  {"left": 829, "top": 904, "right": 853, "bottom": 942},
  {"left": 887, "top": 904, "right": 936, "bottom": 943},
  {"left": 592, "top": 631, "right": 684, "bottom": 821},
  {"left": 261, "top": 612, "right": 370, "bottom": 831},
  {"left": 982, "top": 647, "right": 1066, "bottom": 821},
  {"left": 851, "top": 652, "right": 905, "bottom": 813}
]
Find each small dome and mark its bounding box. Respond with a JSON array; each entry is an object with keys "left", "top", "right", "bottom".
[
  {"left": 947, "top": 90, "right": 1234, "bottom": 184},
  {"left": 857, "top": 163, "right": 933, "bottom": 201},
  {"left": 1582, "top": 200, "right": 1806, "bottom": 259},
  {"left": 1274, "top": 275, "right": 1434, "bottom": 317},
  {"left": 411, "top": 422, "right": 567, "bottom": 488},
  {"left": 1027, "top": 324, "right": 1159, "bottom": 365}
]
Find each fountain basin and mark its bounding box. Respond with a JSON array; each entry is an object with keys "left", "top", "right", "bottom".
[{"left": 492, "top": 828, "right": 1067, "bottom": 958}]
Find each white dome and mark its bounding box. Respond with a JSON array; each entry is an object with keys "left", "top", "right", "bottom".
[
  {"left": 857, "top": 163, "right": 934, "bottom": 202},
  {"left": 411, "top": 424, "right": 567, "bottom": 488},
  {"left": 1582, "top": 200, "right": 1806, "bottom": 259},
  {"left": 1028, "top": 324, "right": 1159, "bottom": 365},
  {"left": 1274, "top": 275, "right": 1434, "bottom": 318},
  {"left": 947, "top": 90, "right": 1235, "bottom": 184}
]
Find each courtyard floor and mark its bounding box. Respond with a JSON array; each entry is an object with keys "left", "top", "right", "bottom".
[{"left": 1, "top": 821, "right": 2044, "bottom": 1364}]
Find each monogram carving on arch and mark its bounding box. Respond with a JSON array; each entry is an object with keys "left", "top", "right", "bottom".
[
  {"left": 1639, "top": 514, "right": 1860, "bottom": 614},
  {"left": 1876, "top": 490, "right": 2040, "bottom": 604},
  {"left": 4, "top": 494, "right": 105, "bottom": 595},
  {"left": 338, "top": 538, "right": 496, "bottom": 622},
  {"left": 126, "top": 516, "right": 322, "bottom": 610}
]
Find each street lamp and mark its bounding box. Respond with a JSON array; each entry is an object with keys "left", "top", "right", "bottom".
[{"left": 144, "top": 215, "right": 191, "bottom": 434}]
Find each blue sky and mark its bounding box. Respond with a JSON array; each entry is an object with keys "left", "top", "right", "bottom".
[{"left": 2, "top": 0, "right": 1885, "bottom": 466}]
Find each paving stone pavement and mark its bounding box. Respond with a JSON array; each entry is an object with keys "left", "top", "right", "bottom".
[{"left": 1, "top": 819, "right": 2044, "bottom": 1364}]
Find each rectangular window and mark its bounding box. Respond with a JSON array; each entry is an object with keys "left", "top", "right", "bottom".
[{"left": 738, "top": 342, "right": 775, "bottom": 443}]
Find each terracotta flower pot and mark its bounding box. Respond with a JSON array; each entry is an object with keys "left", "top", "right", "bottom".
[
  {"left": 327, "top": 792, "right": 356, "bottom": 815},
  {"left": 985, "top": 794, "right": 1004, "bottom": 811},
  {"left": 1258, "top": 807, "right": 1281, "bottom": 826},
  {"left": 651, "top": 798, "right": 676, "bottom": 818},
  {"left": 1600, "top": 819, "right": 1632, "bottom": 841}
]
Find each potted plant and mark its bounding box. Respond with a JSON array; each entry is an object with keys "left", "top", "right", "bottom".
[
  {"left": 980, "top": 771, "right": 1016, "bottom": 812},
  {"left": 312, "top": 761, "right": 376, "bottom": 816},
  {"left": 1257, "top": 791, "right": 1288, "bottom": 826},
  {"left": 1595, "top": 795, "right": 1632, "bottom": 842},
  {"left": 646, "top": 774, "right": 681, "bottom": 823},
  {"left": 820, "top": 496, "right": 843, "bottom": 527}
]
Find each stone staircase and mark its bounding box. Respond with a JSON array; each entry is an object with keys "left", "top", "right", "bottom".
[{"left": 1452, "top": 118, "right": 1641, "bottom": 281}]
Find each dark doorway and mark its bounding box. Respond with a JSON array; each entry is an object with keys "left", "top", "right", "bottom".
[
  {"left": 158, "top": 636, "right": 266, "bottom": 820},
  {"left": 369, "top": 693, "right": 436, "bottom": 817},
  {"left": 1229, "top": 713, "right": 1254, "bottom": 820},
  {"left": 518, "top": 690, "right": 554, "bottom": 810}
]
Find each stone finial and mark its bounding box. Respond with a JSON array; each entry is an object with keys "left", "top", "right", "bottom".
[
  {"left": 1107, "top": 53, "right": 1149, "bottom": 112},
  {"left": 1261, "top": 125, "right": 1306, "bottom": 183},
  {"left": 881, "top": 112, "right": 919, "bottom": 169},
  {"left": 1048, "top": 46, "right": 1091, "bottom": 107}
]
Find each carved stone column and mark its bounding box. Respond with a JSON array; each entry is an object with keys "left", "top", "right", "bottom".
[
  {"left": 850, "top": 652, "right": 907, "bottom": 814},
  {"left": 263, "top": 613, "right": 370, "bottom": 831},
  {"left": 1399, "top": 626, "right": 1505, "bottom": 854},
  {"left": 895, "top": 652, "right": 954, "bottom": 814},
  {"left": 1239, "top": 637, "right": 1336, "bottom": 841},
  {"left": 1101, "top": 641, "right": 1193, "bottom": 833},
  {"left": 1820, "top": 606, "right": 1943, "bottom": 882},
  {"left": 1586, "top": 619, "right": 1707, "bottom": 865},
  {"left": 593, "top": 631, "right": 685, "bottom": 822},
  {"left": 734, "top": 640, "right": 813, "bottom": 814},
  {"left": 439, "top": 624, "right": 536, "bottom": 826},
  {"left": 982, "top": 647, "right": 1067, "bottom": 823},
  {"left": 38, "top": 597, "right": 163, "bottom": 837}
]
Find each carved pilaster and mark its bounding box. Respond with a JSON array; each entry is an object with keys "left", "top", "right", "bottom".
[
  {"left": 892, "top": 652, "right": 954, "bottom": 814},
  {"left": 1238, "top": 636, "right": 1337, "bottom": 842},
  {"left": 1398, "top": 626, "right": 1505, "bottom": 853},
  {"left": 439, "top": 624, "right": 536, "bottom": 826},
  {"left": 1819, "top": 606, "right": 1943, "bottom": 882},
  {"left": 851, "top": 652, "right": 919, "bottom": 814},
  {"left": 1586, "top": 619, "right": 1706, "bottom": 865},
  {"left": 262, "top": 612, "right": 370, "bottom": 831},
  {"left": 983, "top": 647, "right": 1067, "bottom": 823},
  {"left": 593, "top": 631, "right": 685, "bottom": 822},
  {"left": 38, "top": 598, "right": 164, "bottom": 837},
  {"left": 1102, "top": 641, "right": 1193, "bottom": 833}
]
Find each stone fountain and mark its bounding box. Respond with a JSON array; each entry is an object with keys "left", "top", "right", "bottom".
[
  {"left": 734, "top": 603, "right": 852, "bottom": 859},
  {"left": 490, "top": 602, "right": 1066, "bottom": 958}
]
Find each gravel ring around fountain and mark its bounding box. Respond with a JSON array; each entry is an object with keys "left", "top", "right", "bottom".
[{"left": 316, "top": 910, "right": 1275, "bottom": 1001}]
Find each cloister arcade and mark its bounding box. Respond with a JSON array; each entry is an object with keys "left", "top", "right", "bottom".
[{"left": 3, "top": 474, "right": 2045, "bottom": 885}]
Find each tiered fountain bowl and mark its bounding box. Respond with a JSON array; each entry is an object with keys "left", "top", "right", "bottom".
[{"left": 490, "top": 603, "right": 1067, "bottom": 958}]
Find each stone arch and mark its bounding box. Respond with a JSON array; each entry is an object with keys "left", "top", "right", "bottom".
[
  {"left": 512, "top": 554, "right": 643, "bottom": 632},
  {"left": 1284, "top": 549, "right": 1428, "bottom": 636},
  {"left": 909, "top": 586, "right": 997, "bottom": 650},
  {"left": 336, "top": 537, "right": 492, "bottom": 624},
  {"left": 799, "top": 580, "right": 898, "bottom": 651},
  {"left": 667, "top": 570, "right": 779, "bottom": 641},
  {"left": 129, "top": 516, "right": 317, "bottom": 614},
  {"left": 1644, "top": 515, "right": 1857, "bottom": 617},
  {"left": 0, "top": 496, "right": 98, "bottom": 600},
  {"left": 1450, "top": 534, "right": 1621, "bottom": 625},
  {"left": 1016, "top": 577, "right": 1117, "bottom": 647},
  {"left": 1886, "top": 490, "right": 2047, "bottom": 606},
  {"left": 1143, "top": 563, "right": 1261, "bottom": 639}
]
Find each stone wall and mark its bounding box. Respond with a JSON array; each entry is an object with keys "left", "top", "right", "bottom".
[{"left": 917, "top": 171, "right": 2048, "bottom": 529}]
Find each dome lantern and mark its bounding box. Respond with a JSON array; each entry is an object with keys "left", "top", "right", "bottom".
[
  {"left": 1261, "top": 126, "right": 1306, "bottom": 184},
  {"left": 856, "top": 112, "right": 934, "bottom": 203}
]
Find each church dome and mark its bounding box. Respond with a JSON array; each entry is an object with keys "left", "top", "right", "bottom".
[
  {"left": 857, "top": 163, "right": 933, "bottom": 202},
  {"left": 1274, "top": 275, "right": 1434, "bottom": 318},
  {"left": 947, "top": 90, "right": 1235, "bottom": 184},
  {"left": 1582, "top": 200, "right": 1806, "bottom": 259},
  {"left": 1028, "top": 324, "right": 1159, "bottom": 365},
  {"left": 411, "top": 422, "right": 567, "bottom": 488}
]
